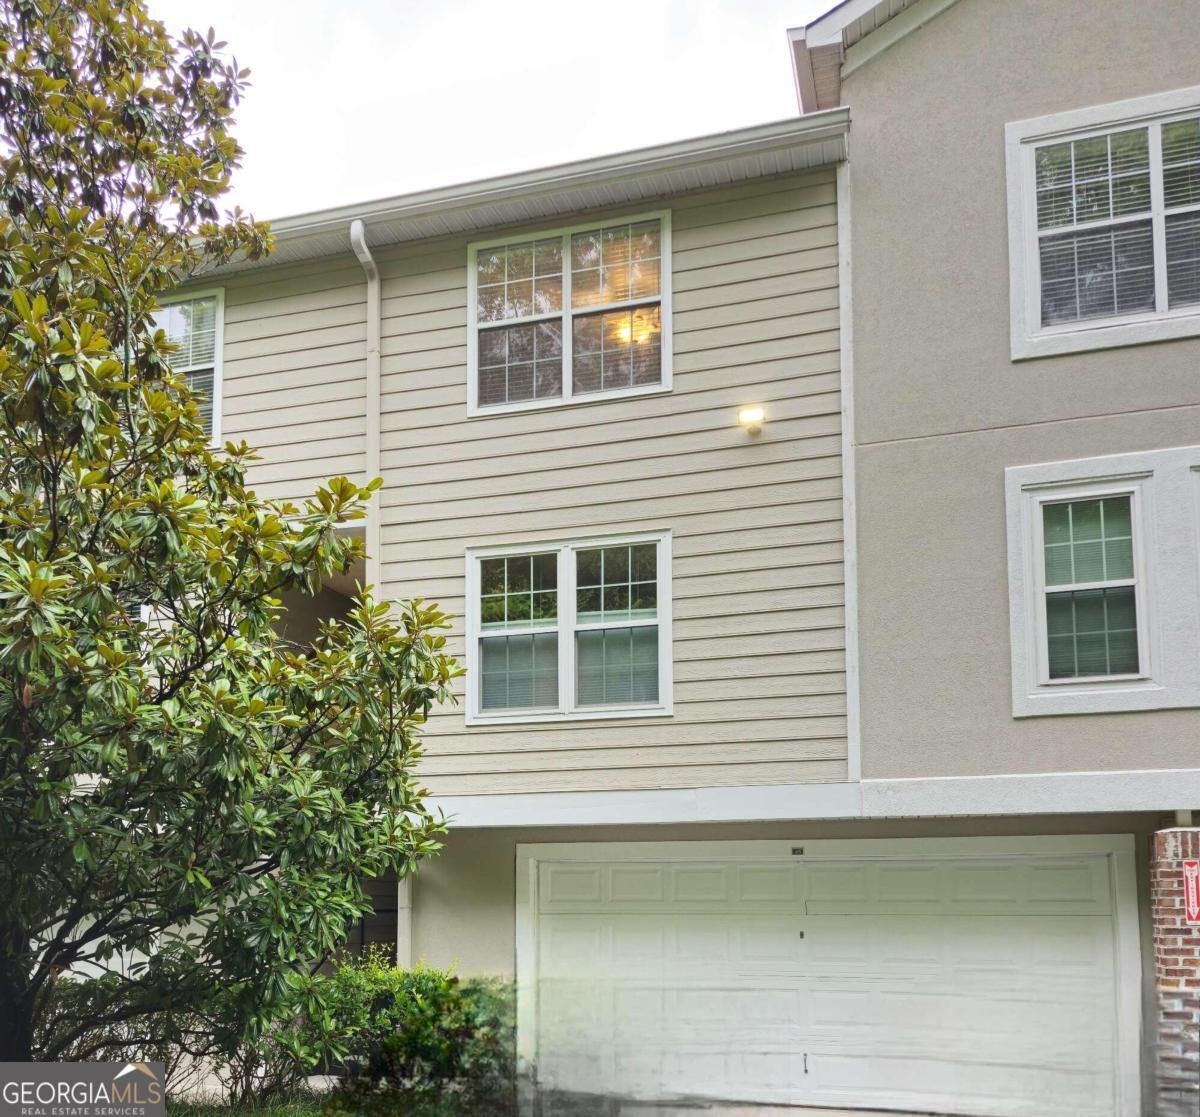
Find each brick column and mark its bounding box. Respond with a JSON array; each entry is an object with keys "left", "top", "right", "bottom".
[{"left": 1152, "top": 827, "right": 1200, "bottom": 1117}]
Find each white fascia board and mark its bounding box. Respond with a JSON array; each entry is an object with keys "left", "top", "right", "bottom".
[
  {"left": 431, "top": 782, "right": 863, "bottom": 829},
  {"left": 206, "top": 111, "right": 848, "bottom": 276},
  {"left": 269, "top": 113, "right": 849, "bottom": 240},
  {"left": 841, "top": 0, "right": 963, "bottom": 77},
  {"left": 862, "top": 769, "right": 1200, "bottom": 817},
  {"left": 801, "top": 0, "right": 872, "bottom": 48},
  {"left": 788, "top": 27, "right": 822, "bottom": 114},
  {"left": 430, "top": 767, "right": 1200, "bottom": 828}
]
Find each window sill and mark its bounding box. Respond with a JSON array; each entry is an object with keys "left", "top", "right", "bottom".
[
  {"left": 1011, "top": 306, "right": 1200, "bottom": 360},
  {"left": 466, "top": 381, "right": 671, "bottom": 419},
  {"left": 1013, "top": 678, "right": 1200, "bottom": 718},
  {"left": 466, "top": 704, "right": 673, "bottom": 727}
]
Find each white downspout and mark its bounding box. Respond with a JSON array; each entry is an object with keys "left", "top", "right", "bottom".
[
  {"left": 349, "top": 220, "right": 413, "bottom": 966},
  {"left": 349, "top": 219, "right": 382, "bottom": 593}
]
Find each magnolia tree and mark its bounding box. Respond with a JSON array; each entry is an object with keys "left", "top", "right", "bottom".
[{"left": 0, "top": 0, "right": 456, "bottom": 1065}]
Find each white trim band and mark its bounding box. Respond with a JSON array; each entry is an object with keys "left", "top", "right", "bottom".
[
  {"left": 431, "top": 766, "right": 1200, "bottom": 827},
  {"left": 864, "top": 767, "right": 1200, "bottom": 817},
  {"left": 433, "top": 781, "right": 862, "bottom": 828}
]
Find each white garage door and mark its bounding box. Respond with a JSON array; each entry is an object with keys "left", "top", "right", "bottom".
[{"left": 523, "top": 842, "right": 1131, "bottom": 1117}]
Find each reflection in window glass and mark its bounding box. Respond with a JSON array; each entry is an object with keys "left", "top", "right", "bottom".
[{"left": 474, "top": 218, "right": 664, "bottom": 408}]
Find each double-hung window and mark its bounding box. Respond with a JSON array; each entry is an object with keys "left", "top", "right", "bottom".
[
  {"left": 1006, "top": 85, "right": 1200, "bottom": 357},
  {"left": 153, "top": 290, "right": 223, "bottom": 441},
  {"left": 1006, "top": 446, "right": 1200, "bottom": 716},
  {"left": 466, "top": 213, "right": 672, "bottom": 415},
  {"left": 466, "top": 533, "right": 672, "bottom": 723},
  {"left": 1037, "top": 494, "right": 1143, "bottom": 681}
]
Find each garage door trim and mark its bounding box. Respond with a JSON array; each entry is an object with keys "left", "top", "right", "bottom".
[{"left": 514, "top": 835, "right": 1140, "bottom": 1115}]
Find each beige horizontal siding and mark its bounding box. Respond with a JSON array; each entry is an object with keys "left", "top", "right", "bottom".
[
  {"left": 373, "top": 168, "right": 847, "bottom": 795},
  {"left": 219, "top": 257, "right": 369, "bottom": 505},
  {"left": 427, "top": 761, "right": 848, "bottom": 795}
]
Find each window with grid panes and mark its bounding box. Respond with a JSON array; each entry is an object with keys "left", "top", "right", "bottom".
[
  {"left": 1041, "top": 495, "right": 1140, "bottom": 679},
  {"left": 153, "top": 294, "right": 220, "bottom": 439},
  {"left": 574, "top": 542, "right": 659, "bottom": 706},
  {"left": 1032, "top": 115, "right": 1200, "bottom": 327},
  {"left": 469, "top": 215, "right": 668, "bottom": 412},
  {"left": 478, "top": 552, "right": 559, "bottom": 711},
  {"left": 468, "top": 534, "right": 670, "bottom": 720}
]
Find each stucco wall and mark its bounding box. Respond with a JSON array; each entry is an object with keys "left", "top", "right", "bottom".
[{"left": 842, "top": 0, "right": 1200, "bottom": 777}]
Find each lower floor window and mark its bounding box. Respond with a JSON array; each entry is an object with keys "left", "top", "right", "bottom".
[
  {"left": 1007, "top": 446, "right": 1200, "bottom": 717},
  {"left": 1041, "top": 495, "right": 1141, "bottom": 680},
  {"left": 467, "top": 533, "right": 671, "bottom": 722}
]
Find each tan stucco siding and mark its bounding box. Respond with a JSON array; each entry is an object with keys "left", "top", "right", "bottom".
[
  {"left": 376, "top": 171, "right": 847, "bottom": 795},
  {"left": 220, "top": 258, "right": 368, "bottom": 504},
  {"left": 842, "top": 0, "right": 1200, "bottom": 778}
]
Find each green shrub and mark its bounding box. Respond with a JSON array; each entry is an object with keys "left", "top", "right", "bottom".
[
  {"left": 285, "top": 950, "right": 515, "bottom": 1117},
  {"left": 43, "top": 955, "right": 514, "bottom": 1115},
  {"left": 166, "top": 1090, "right": 323, "bottom": 1117}
]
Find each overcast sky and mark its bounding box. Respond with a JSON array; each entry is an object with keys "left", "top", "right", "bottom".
[{"left": 150, "top": 0, "right": 838, "bottom": 221}]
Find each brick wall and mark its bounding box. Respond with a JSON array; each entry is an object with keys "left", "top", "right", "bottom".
[{"left": 1152, "top": 827, "right": 1200, "bottom": 1116}]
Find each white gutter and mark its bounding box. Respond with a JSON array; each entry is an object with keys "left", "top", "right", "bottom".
[
  {"left": 274, "top": 112, "right": 849, "bottom": 240},
  {"left": 349, "top": 219, "right": 382, "bottom": 595}
]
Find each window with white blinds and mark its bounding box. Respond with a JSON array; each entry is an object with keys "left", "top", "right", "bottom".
[
  {"left": 467, "top": 533, "right": 672, "bottom": 723},
  {"left": 1007, "top": 87, "right": 1200, "bottom": 357},
  {"left": 467, "top": 213, "right": 672, "bottom": 415},
  {"left": 153, "top": 292, "right": 222, "bottom": 440}
]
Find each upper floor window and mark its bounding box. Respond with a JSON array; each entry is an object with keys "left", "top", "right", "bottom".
[
  {"left": 465, "top": 532, "right": 672, "bottom": 724},
  {"left": 1006, "top": 86, "right": 1200, "bottom": 359},
  {"left": 153, "top": 290, "right": 223, "bottom": 441},
  {"left": 1005, "top": 446, "right": 1200, "bottom": 717},
  {"left": 466, "top": 213, "right": 672, "bottom": 416}
]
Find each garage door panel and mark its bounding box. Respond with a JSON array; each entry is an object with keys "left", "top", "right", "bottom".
[
  {"left": 805, "top": 914, "right": 1117, "bottom": 974},
  {"left": 530, "top": 851, "right": 1124, "bottom": 1117},
  {"left": 540, "top": 860, "right": 806, "bottom": 913},
  {"left": 808, "top": 1051, "right": 1113, "bottom": 1117},
  {"left": 804, "top": 858, "right": 1112, "bottom": 916},
  {"left": 540, "top": 913, "right": 810, "bottom": 977},
  {"left": 806, "top": 979, "right": 1114, "bottom": 1054}
]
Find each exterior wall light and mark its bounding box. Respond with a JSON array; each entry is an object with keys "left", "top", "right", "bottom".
[{"left": 738, "top": 405, "right": 765, "bottom": 435}]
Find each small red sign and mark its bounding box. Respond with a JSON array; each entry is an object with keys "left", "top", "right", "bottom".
[{"left": 1184, "top": 860, "right": 1200, "bottom": 925}]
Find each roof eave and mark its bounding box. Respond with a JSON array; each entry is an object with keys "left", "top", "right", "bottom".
[
  {"left": 212, "top": 111, "right": 850, "bottom": 275},
  {"left": 787, "top": 26, "right": 844, "bottom": 115}
]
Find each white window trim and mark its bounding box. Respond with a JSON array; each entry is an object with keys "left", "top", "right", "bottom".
[
  {"left": 1006, "top": 445, "right": 1200, "bottom": 716},
  {"left": 156, "top": 287, "right": 225, "bottom": 445},
  {"left": 464, "top": 531, "right": 673, "bottom": 725},
  {"left": 466, "top": 211, "right": 673, "bottom": 417},
  {"left": 1005, "top": 84, "right": 1200, "bottom": 360}
]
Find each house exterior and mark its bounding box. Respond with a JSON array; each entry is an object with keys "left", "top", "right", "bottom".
[{"left": 164, "top": 1, "right": 1200, "bottom": 1113}]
